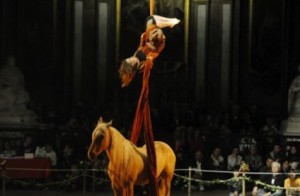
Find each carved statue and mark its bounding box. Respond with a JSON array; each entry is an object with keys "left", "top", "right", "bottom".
[
  {"left": 288, "top": 65, "right": 300, "bottom": 118},
  {"left": 0, "top": 55, "right": 37, "bottom": 123},
  {"left": 284, "top": 65, "right": 300, "bottom": 135}
]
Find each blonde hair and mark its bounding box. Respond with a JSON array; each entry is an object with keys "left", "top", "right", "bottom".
[
  {"left": 118, "top": 60, "right": 137, "bottom": 87},
  {"left": 271, "top": 161, "right": 281, "bottom": 169}
]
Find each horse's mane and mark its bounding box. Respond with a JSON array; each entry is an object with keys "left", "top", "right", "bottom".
[{"left": 108, "top": 126, "right": 142, "bottom": 152}]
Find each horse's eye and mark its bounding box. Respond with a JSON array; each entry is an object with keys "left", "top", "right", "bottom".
[{"left": 95, "top": 135, "right": 104, "bottom": 145}]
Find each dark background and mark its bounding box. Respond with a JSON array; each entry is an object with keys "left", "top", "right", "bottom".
[{"left": 0, "top": 0, "right": 300, "bottom": 124}]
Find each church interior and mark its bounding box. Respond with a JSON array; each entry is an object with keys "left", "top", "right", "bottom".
[
  {"left": 1, "top": 0, "right": 300, "bottom": 194},
  {"left": 1, "top": 0, "right": 300, "bottom": 123}
]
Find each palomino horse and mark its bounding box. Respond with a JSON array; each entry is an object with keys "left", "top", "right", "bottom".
[{"left": 87, "top": 117, "right": 176, "bottom": 196}]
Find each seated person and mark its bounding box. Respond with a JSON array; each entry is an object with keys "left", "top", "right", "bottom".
[
  {"left": 284, "top": 169, "right": 300, "bottom": 196},
  {"left": 2, "top": 141, "right": 16, "bottom": 157},
  {"left": 16, "top": 133, "right": 36, "bottom": 156},
  {"left": 190, "top": 150, "right": 205, "bottom": 191},
  {"left": 245, "top": 146, "right": 263, "bottom": 172},
  {"left": 227, "top": 146, "right": 243, "bottom": 171},
  {"left": 118, "top": 15, "right": 180, "bottom": 87},
  {"left": 252, "top": 161, "right": 285, "bottom": 196},
  {"left": 45, "top": 143, "right": 57, "bottom": 167}
]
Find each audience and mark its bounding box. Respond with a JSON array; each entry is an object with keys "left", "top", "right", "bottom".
[{"left": 1, "top": 101, "right": 299, "bottom": 193}]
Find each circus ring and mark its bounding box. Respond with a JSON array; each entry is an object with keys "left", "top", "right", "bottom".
[{"left": 0, "top": 163, "right": 290, "bottom": 196}]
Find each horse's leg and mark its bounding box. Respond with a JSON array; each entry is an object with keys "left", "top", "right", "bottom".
[
  {"left": 164, "top": 179, "right": 172, "bottom": 196},
  {"left": 125, "top": 184, "right": 134, "bottom": 196},
  {"left": 111, "top": 182, "right": 123, "bottom": 196},
  {"left": 158, "top": 177, "right": 172, "bottom": 196}
]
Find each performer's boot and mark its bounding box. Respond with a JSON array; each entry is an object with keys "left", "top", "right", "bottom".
[{"left": 146, "top": 15, "right": 180, "bottom": 29}]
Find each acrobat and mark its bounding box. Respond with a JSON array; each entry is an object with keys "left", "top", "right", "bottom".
[{"left": 118, "top": 15, "right": 180, "bottom": 87}]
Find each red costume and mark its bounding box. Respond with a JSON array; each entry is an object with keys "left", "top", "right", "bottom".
[{"left": 119, "top": 15, "right": 179, "bottom": 87}]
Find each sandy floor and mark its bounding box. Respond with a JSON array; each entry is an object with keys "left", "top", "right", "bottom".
[{"left": 2, "top": 189, "right": 252, "bottom": 196}]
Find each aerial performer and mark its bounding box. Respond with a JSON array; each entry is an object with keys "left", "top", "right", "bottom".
[
  {"left": 118, "top": 9, "right": 180, "bottom": 196},
  {"left": 118, "top": 15, "right": 180, "bottom": 87}
]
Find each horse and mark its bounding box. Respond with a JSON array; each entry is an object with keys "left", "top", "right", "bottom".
[{"left": 87, "top": 117, "right": 176, "bottom": 196}]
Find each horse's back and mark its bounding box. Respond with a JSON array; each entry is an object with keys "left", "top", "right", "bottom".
[{"left": 139, "top": 141, "right": 175, "bottom": 177}]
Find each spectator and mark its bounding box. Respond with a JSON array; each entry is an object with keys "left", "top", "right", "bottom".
[
  {"left": 227, "top": 147, "right": 243, "bottom": 171},
  {"left": 209, "top": 146, "right": 225, "bottom": 170},
  {"left": 239, "top": 128, "right": 257, "bottom": 156},
  {"left": 252, "top": 161, "right": 284, "bottom": 196},
  {"left": 16, "top": 133, "right": 36, "bottom": 156},
  {"left": 269, "top": 144, "right": 285, "bottom": 163},
  {"left": 245, "top": 146, "right": 263, "bottom": 172},
  {"left": 173, "top": 150, "right": 188, "bottom": 190},
  {"left": 282, "top": 159, "right": 291, "bottom": 177},
  {"left": 45, "top": 143, "right": 57, "bottom": 167},
  {"left": 258, "top": 157, "right": 274, "bottom": 182},
  {"left": 284, "top": 169, "right": 300, "bottom": 196},
  {"left": 190, "top": 150, "right": 205, "bottom": 191},
  {"left": 208, "top": 146, "right": 225, "bottom": 181},
  {"left": 2, "top": 141, "right": 16, "bottom": 157},
  {"left": 286, "top": 145, "right": 300, "bottom": 168}
]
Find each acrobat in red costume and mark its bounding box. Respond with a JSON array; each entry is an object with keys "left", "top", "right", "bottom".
[
  {"left": 119, "top": 14, "right": 180, "bottom": 196},
  {"left": 119, "top": 15, "right": 180, "bottom": 87}
]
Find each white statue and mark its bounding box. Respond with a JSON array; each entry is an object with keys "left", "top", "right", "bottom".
[
  {"left": 284, "top": 65, "right": 300, "bottom": 135},
  {"left": 288, "top": 65, "right": 300, "bottom": 118},
  {"left": 0, "top": 55, "right": 37, "bottom": 123}
]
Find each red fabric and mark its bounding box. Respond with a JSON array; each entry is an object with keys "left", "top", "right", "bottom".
[
  {"left": 130, "top": 60, "right": 158, "bottom": 195},
  {"left": 139, "top": 24, "right": 165, "bottom": 55},
  {"left": 119, "top": 25, "right": 164, "bottom": 88},
  {"left": 1, "top": 158, "right": 51, "bottom": 179},
  {"left": 129, "top": 21, "right": 166, "bottom": 196}
]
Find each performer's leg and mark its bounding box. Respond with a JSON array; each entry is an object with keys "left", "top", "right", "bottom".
[
  {"left": 152, "top": 15, "right": 180, "bottom": 28},
  {"left": 145, "top": 15, "right": 180, "bottom": 29}
]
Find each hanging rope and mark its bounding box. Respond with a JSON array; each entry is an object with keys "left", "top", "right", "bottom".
[{"left": 149, "top": 0, "right": 155, "bottom": 16}]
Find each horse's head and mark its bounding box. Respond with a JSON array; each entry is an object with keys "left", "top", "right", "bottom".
[{"left": 87, "top": 117, "right": 112, "bottom": 161}]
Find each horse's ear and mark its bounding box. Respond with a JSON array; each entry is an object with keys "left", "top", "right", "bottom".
[
  {"left": 98, "top": 116, "right": 103, "bottom": 123},
  {"left": 107, "top": 120, "right": 113, "bottom": 127}
]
